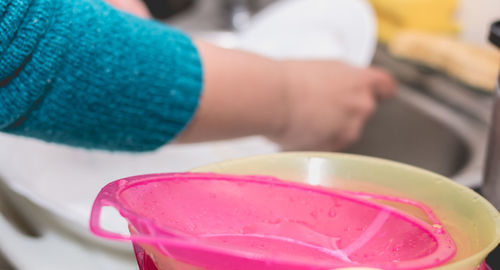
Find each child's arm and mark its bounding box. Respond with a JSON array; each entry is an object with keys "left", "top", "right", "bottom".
[{"left": 177, "top": 40, "right": 395, "bottom": 151}]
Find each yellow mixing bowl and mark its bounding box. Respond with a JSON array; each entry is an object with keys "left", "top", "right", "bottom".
[{"left": 192, "top": 152, "right": 500, "bottom": 270}]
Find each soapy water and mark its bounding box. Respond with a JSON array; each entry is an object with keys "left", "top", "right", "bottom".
[{"left": 95, "top": 173, "right": 458, "bottom": 269}]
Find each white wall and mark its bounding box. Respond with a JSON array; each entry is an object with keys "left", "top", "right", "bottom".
[{"left": 457, "top": 0, "right": 500, "bottom": 45}]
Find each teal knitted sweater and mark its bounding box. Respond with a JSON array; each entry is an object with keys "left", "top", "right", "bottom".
[{"left": 0, "top": 0, "right": 203, "bottom": 151}]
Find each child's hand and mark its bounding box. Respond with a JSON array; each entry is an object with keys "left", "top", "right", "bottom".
[
  {"left": 105, "top": 0, "right": 151, "bottom": 18},
  {"left": 271, "top": 61, "right": 396, "bottom": 151}
]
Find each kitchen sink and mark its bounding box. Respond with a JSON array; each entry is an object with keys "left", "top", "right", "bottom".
[
  {"left": 186, "top": 31, "right": 489, "bottom": 187},
  {"left": 345, "top": 86, "right": 487, "bottom": 185},
  {"left": 173, "top": 1, "right": 489, "bottom": 188}
]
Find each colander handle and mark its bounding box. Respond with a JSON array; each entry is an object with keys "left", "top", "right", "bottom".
[
  {"left": 89, "top": 192, "right": 133, "bottom": 242},
  {"left": 89, "top": 188, "right": 192, "bottom": 247},
  {"left": 89, "top": 189, "right": 161, "bottom": 245}
]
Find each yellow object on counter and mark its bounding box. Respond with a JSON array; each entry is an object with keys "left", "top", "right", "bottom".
[
  {"left": 389, "top": 30, "right": 500, "bottom": 92},
  {"left": 369, "top": 0, "right": 459, "bottom": 43}
]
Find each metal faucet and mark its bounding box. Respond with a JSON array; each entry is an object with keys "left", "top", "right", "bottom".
[{"left": 482, "top": 21, "right": 500, "bottom": 209}]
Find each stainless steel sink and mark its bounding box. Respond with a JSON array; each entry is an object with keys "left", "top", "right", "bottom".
[
  {"left": 345, "top": 86, "right": 487, "bottom": 187},
  {"left": 189, "top": 31, "right": 489, "bottom": 188},
  {"left": 167, "top": 2, "right": 489, "bottom": 188}
]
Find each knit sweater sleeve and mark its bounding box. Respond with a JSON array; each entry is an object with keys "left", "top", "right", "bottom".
[{"left": 0, "top": 0, "right": 203, "bottom": 151}]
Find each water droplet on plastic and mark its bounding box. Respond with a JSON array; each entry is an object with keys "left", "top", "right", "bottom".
[
  {"left": 328, "top": 208, "right": 337, "bottom": 217},
  {"left": 267, "top": 218, "right": 282, "bottom": 225},
  {"left": 432, "top": 224, "right": 444, "bottom": 234},
  {"left": 188, "top": 223, "right": 198, "bottom": 231}
]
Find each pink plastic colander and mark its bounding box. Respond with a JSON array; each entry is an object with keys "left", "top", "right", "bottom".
[{"left": 90, "top": 173, "right": 456, "bottom": 270}]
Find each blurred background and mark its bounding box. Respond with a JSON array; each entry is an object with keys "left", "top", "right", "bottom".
[{"left": 0, "top": 0, "right": 499, "bottom": 269}]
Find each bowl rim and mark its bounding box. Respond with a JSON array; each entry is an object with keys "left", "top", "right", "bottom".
[{"left": 192, "top": 151, "right": 500, "bottom": 269}]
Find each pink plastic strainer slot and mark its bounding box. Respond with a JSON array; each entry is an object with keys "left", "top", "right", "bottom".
[{"left": 90, "top": 173, "right": 456, "bottom": 270}]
